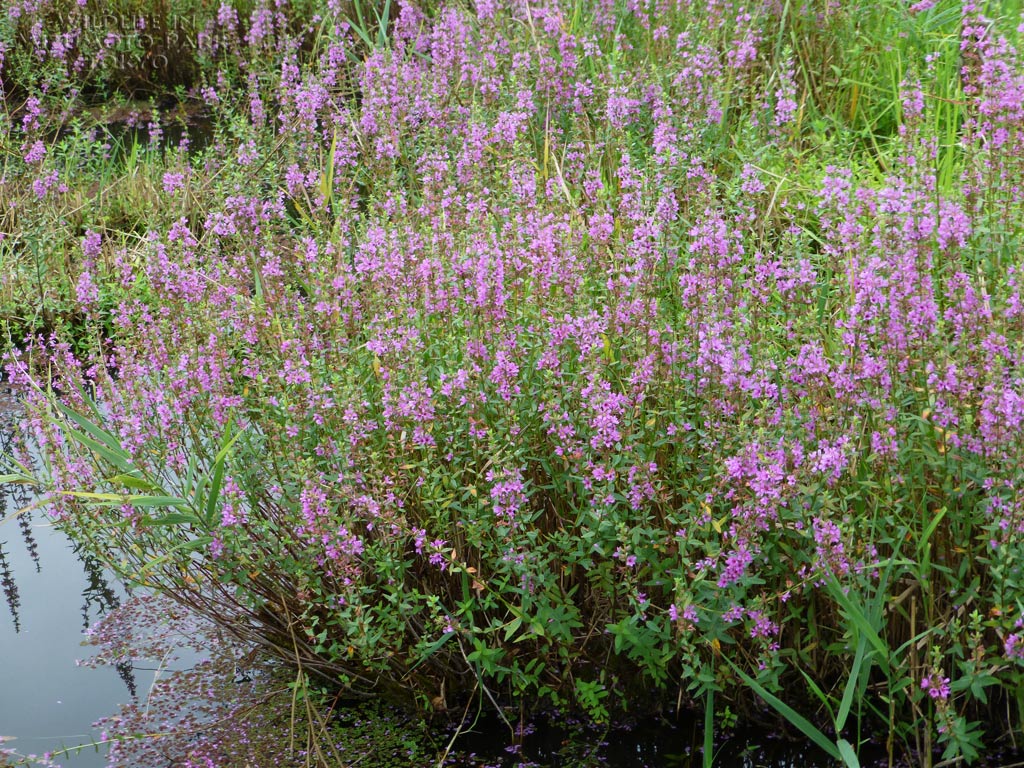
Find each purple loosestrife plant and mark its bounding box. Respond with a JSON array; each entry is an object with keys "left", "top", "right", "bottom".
[{"left": 3, "top": 0, "right": 1024, "bottom": 764}]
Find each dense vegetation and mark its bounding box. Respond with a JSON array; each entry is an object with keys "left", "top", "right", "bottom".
[{"left": 2, "top": 0, "right": 1024, "bottom": 765}]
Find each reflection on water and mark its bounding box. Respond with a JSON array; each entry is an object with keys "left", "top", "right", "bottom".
[
  {"left": 59, "top": 98, "right": 216, "bottom": 159},
  {"left": 0, "top": 544, "right": 18, "bottom": 632},
  {"left": 0, "top": 520, "right": 29, "bottom": 633},
  {"left": 1, "top": 401, "right": 134, "bottom": 767},
  {"left": 72, "top": 544, "right": 137, "bottom": 701},
  {"left": 0, "top": 421, "right": 37, "bottom": 636},
  {"left": 436, "top": 706, "right": 841, "bottom": 768}
]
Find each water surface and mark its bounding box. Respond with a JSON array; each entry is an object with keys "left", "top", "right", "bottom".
[{"left": 1, "top": 408, "right": 132, "bottom": 767}]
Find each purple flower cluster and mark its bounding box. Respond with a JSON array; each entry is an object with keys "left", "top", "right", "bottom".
[{"left": 5, "top": 0, "right": 1024, "bottom": 749}]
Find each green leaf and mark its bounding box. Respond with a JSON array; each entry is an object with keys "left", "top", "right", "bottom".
[
  {"left": 376, "top": 0, "right": 392, "bottom": 49},
  {"left": 1, "top": 495, "right": 48, "bottom": 523},
  {"left": 141, "top": 511, "right": 202, "bottom": 526},
  {"left": 48, "top": 401, "right": 134, "bottom": 477},
  {"left": 723, "top": 657, "right": 841, "bottom": 760},
  {"left": 836, "top": 633, "right": 871, "bottom": 732},
  {"left": 124, "top": 495, "right": 189, "bottom": 508},
  {"left": 503, "top": 616, "right": 522, "bottom": 642},
  {"left": 407, "top": 631, "right": 456, "bottom": 675},
  {"left": 57, "top": 491, "right": 188, "bottom": 509},
  {"left": 0, "top": 453, "right": 35, "bottom": 482},
  {"left": 824, "top": 575, "right": 889, "bottom": 668},
  {"left": 108, "top": 473, "right": 160, "bottom": 492},
  {"left": 837, "top": 739, "right": 861, "bottom": 768},
  {"left": 349, "top": 1, "right": 374, "bottom": 48},
  {"left": 796, "top": 665, "right": 836, "bottom": 723},
  {"left": 132, "top": 535, "right": 214, "bottom": 581},
  {"left": 60, "top": 423, "right": 134, "bottom": 473},
  {"left": 918, "top": 506, "right": 947, "bottom": 555},
  {"left": 968, "top": 674, "right": 998, "bottom": 704},
  {"left": 205, "top": 417, "right": 245, "bottom": 526},
  {"left": 55, "top": 401, "right": 125, "bottom": 454},
  {"left": 703, "top": 683, "right": 715, "bottom": 768}
]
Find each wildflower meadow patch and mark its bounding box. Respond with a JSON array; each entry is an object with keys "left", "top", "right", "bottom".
[{"left": 2, "top": 0, "right": 1024, "bottom": 764}]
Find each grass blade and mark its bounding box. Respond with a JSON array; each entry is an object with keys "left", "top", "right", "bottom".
[
  {"left": 724, "top": 657, "right": 841, "bottom": 760},
  {"left": 703, "top": 684, "right": 715, "bottom": 768},
  {"left": 204, "top": 418, "right": 245, "bottom": 526},
  {"left": 824, "top": 575, "right": 889, "bottom": 667},
  {"left": 837, "top": 738, "right": 861, "bottom": 768},
  {"left": 836, "top": 633, "right": 870, "bottom": 733}
]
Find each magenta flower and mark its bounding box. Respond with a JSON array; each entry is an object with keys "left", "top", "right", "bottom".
[{"left": 921, "top": 673, "right": 951, "bottom": 700}]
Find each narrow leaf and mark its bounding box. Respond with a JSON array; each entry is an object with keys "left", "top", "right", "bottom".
[
  {"left": 108, "top": 473, "right": 160, "bottom": 492},
  {"left": 205, "top": 419, "right": 244, "bottom": 526},
  {"left": 407, "top": 631, "right": 456, "bottom": 675},
  {"left": 140, "top": 512, "right": 201, "bottom": 526},
  {"left": 703, "top": 685, "right": 714, "bottom": 768},
  {"left": 836, "top": 633, "right": 871, "bottom": 732},
  {"left": 837, "top": 739, "right": 861, "bottom": 768},
  {"left": 918, "top": 506, "right": 947, "bottom": 554},
  {"left": 724, "top": 658, "right": 841, "bottom": 760},
  {"left": 133, "top": 535, "right": 214, "bottom": 581},
  {"left": 824, "top": 576, "right": 889, "bottom": 666},
  {"left": 55, "top": 402, "right": 124, "bottom": 454}
]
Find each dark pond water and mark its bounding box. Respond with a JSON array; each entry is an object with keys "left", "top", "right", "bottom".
[
  {"left": 436, "top": 707, "right": 839, "bottom": 767},
  {"left": 60, "top": 98, "right": 216, "bottom": 158}
]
